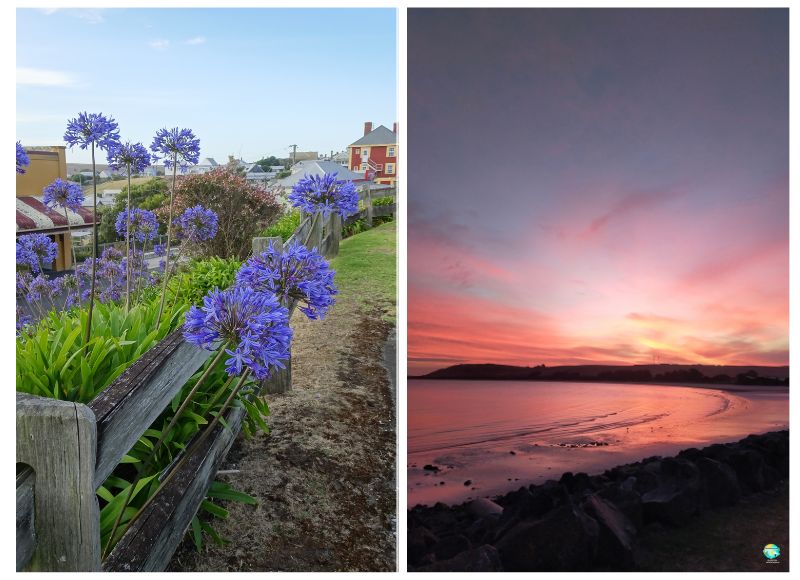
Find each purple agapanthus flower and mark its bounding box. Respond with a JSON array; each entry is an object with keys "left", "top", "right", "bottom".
[
  {"left": 42, "top": 178, "right": 85, "bottom": 212},
  {"left": 236, "top": 240, "right": 337, "bottom": 320},
  {"left": 288, "top": 173, "right": 359, "bottom": 218},
  {"left": 64, "top": 112, "right": 121, "bottom": 151},
  {"left": 183, "top": 286, "right": 292, "bottom": 379},
  {"left": 150, "top": 127, "right": 200, "bottom": 171},
  {"left": 17, "top": 233, "right": 58, "bottom": 273},
  {"left": 16, "top": 142, "right": 30, "bottom": 174},
  {"left": 115, "top": 208, "right": 159, "bottom": 243},
  {"left": 174, "top": 205, "right": 218, "bottom": 243},
  {"left": 153, "top": 243, "right": 166, "bottom": 257},
  {"left": 107, "top": 141, "right": 152, "bottom": 174}
]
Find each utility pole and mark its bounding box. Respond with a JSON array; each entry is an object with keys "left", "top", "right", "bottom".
[{"left": 289, "top": 144, "right": 297, "bottom": 166}]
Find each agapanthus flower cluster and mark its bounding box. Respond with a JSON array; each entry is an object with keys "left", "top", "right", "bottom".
[
  {"left": 16, "top": 142, "right": 30, "bottom": 174},
  {"left": 236, "top": 240, "right": 337, "bottom": 320},
  {"left": 115, "top": 208, "right": 159, "bottom": 243},
  {"left": 17, "top": 234, "right": 58, "bottom": 273},
  {"left": 183, "top": 286, "right": 292, "bottom": 379},
  {"left": 43, "top": 178, "right": 85, "bottom": 212},
  {"left": 107, "top": 141, "right": 152, "bottom": 174},
  {"left": 288, "top": 173, "right": 359, "bottom": 218},
  {"left": 64, "top": 112, "right": 121, "bottom": 151},
  {"left": 16, "top": 305, "right": 33, "bottom": 336},
  {"left": 150, "top": 127, "right": 200, "bottom": 171},
  {"left": 174, "top": 205, "right": 218, "bottom": 243}
]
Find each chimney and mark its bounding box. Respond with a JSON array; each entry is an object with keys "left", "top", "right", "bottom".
[
  {"left": 393, "top": 122, "right": 398, "bottom": 134},
  {"left": 364, "top": 121, "right": 372, "bottom": 136}
]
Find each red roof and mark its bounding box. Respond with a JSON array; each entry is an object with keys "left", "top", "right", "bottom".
[{"left": 16, "top": 196, "right": 96, "bottom": 234}]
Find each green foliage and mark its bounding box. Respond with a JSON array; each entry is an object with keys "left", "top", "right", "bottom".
[
  {"left": 189, "top": 481, "right": 258, "bottom": 551},
  {"left": 343, "top": 218, "right": 368, "bottom": 239},
  {"left": 372, "top": 195, "right": 395, "bottom": 206},
  {"left": 16, "top": 299, "right": 187, "bottom": 403},
  {"left": 97, "top": 178, "right": 170, "bottom": 243},
  {"left": 254, "top": 156, "right": 284, "bottom": 172},
  {"left": 170, "top": 257, "right": 242, "bottom": 305},
  {"left": 276, "top": 170, "right": 291, "bottom": 179},
  {"left": 261, "top": 210, "right": 301, "bottom": 242}
]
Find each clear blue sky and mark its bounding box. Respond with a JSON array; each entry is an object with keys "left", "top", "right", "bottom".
[{"left": 17, "top": 8, "right": 396, "bottom": 164}]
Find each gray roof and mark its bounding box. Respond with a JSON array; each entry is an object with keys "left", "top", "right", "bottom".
[
  {"left": 349, "top": 125, "right": 397, "bottom": 147},
  {"left": 276, "top": 160, "right": 365, "bottom": 187}
]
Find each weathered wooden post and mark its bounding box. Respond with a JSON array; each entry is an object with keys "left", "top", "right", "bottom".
[
  {"left": 327, "top": 213, "right": 342, "bottom": 258},
  {"left": 252, "top": 236, "right": 293, "bottom": 395},
  {"left": 365, "top": 185, "right": 373, "bottom": 227},
  {"left": 16, "top": 393, "right": 101, "bottom": 571}
]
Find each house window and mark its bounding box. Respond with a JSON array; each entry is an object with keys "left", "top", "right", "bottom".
[
  {"left": 386, "top": 164, "right": 395, "bottom": 174},
  {"left": 388, "top": 147, "right": 396, "bottom": 157},
  {"left": 354, "top": 148, "right": 360, "bottom": 154},
  {"left": 361, "top": 163, "right": 367, "bottom": 171}
]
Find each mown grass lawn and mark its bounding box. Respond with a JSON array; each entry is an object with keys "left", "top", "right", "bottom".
[{"left": 330, "top": 221, "right": 396, "bottom": 323}]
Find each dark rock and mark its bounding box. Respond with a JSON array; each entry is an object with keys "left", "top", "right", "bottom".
[
  {"left": 466, "top": 497, "right": 504, "bottom": 518},
  {"left": 583, "top": 494, "right": 636, "bottom": 569},
  {"left": 695, "top": 457, "right": 740, "bottom": 507},
  {"left": 495, "top": 504, "right": 599, "bottom": 571},
  {"left": 415, "top": 545, "right": 503, "bottom": 572},
  {"left": 598, "top": 482, "right": 643, "bottom": 530},
  {"left": 433, "top": 534, "right": 471, "bottom": 560},
  {"left": 641, "top": 478, "right": 702, "bottom": 526},
  {"left": 509, "top": 450, "right": 516, "bottom": 455},
  {"left": 725, "top": 448, "right": 771, "bottom": 493},
  {"left": 464, "top": 480, "right": 472, "bottom": 486},
  {"left": 423, "top": 464, "right": 440, "bottom": 472},
  {"left": 408, "top": 526, "right": 438, "bottom": 566}
]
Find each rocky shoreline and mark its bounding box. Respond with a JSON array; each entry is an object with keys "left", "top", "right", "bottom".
[{"left": 408, "top": 430, "right": 789, "bottom": 571}]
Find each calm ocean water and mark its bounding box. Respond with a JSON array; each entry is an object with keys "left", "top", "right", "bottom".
[{"left": 408, "top": 379, "right": 788, "bottom": 506}]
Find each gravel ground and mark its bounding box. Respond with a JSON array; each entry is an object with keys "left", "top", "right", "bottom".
[{"left": 167, "top": 291, "right": 397, "bottom": 571}]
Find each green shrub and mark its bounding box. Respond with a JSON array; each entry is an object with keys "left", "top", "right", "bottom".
[
  {"left": 171, "top": 257, "right": 242, "bottom": 306},
  {"left": 261, "top": 210, "right": 301, "bottom": 242},
  {"left": 372, "top": 195, "right": 395, "bottom": 206},
  {"left": 17, "top": 299, "right": 186, "bottom": 403}
]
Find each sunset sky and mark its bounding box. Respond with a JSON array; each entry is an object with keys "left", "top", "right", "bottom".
[{"left": 408, "top": 9, "right": 788, "bottom": 375}]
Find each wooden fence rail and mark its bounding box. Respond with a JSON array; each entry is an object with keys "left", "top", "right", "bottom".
[{"left": 15, "top": 206, "right": 368, "bottom": 571}]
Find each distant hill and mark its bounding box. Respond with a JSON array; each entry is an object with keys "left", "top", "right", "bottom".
[{"left": 413, "top": 363, "right": 789, "bottom": 386}]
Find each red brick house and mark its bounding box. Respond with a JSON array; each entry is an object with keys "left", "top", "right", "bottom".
[{"left": 347, "top": 122, "right": 398, "bottom": 186}]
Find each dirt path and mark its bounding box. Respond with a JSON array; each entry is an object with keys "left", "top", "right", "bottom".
[{"left": 168, "top": 284, "right": 396, "bottom": 570}]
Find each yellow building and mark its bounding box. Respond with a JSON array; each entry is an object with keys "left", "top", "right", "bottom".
[{"left": 16, "top": 145, "right": 95, "bottom": 271}]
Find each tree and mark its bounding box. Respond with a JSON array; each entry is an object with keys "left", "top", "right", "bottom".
[
  {"left": 168, "top": 168, "right": 283, "bottom": 259},
  {"left": 254, "top": 156, "right": 284, "bottom": 172},
  {"left": 97, "top": 178, "right": 169, "bottom": 243}
]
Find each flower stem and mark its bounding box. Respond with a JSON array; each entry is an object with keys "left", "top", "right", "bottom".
[
  {"left": 102, "top": 342, "right": 229, "bottom": 559},
  {"left": 85, "top": 143, "right": 98, "bottom": 344},
  {"left": 121, "top": 368, "right": 252, "bottom": 540},
  {"left": 124, "top": 167, "right": 132, "bottom": 312},
  {"left": 156, "top": 155, "right": 178, "bottom": 327}
]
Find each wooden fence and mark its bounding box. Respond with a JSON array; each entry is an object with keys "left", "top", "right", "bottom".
[
  {"left": 15, "top": 206, "right": 363, "bottom": 572},
  {"left": 344, "top": 185, "right": 396, "bottom": 228}
]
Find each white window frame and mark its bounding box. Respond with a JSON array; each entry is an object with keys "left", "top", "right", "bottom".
[{"left": 388, "top": 147, "right": 396, "bottom": 157}]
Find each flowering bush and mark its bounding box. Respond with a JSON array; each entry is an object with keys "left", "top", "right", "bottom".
[
  {"left": 16, "top": 233, "right": 58, "bottom": 273},
  {"left": 16, "top": 142, "right": 30, "bottom": 174},
  {"left": 150, "top": 127, "right": 201, "bottom": 171},
  {"left": 289, "top": 172, "right": 359, "bottom": 218},
  {"left": 168, "top": 168, "right": 282, "bottom": 259},
  {"left": 43, "top": 178, "right": 85, "bottom": 212},
  {"left": 237, "top": 240, "right": 337, "bottom": 320},
  {"left": 175, "top": 205, "right": 219, "bottom": 244},
  {"left": 115, "top": 208, "right": 159, "bottom": 243},
  {"left": 183, "top": 286, "right": 292, "bottom": 379}
]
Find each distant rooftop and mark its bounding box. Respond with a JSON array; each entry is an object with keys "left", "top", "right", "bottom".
[{"left": 349, "top": 125, "right": 397, "bottom": 147}]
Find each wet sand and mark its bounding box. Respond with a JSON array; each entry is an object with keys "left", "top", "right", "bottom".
[{"left": 408, "top": 380, "right": 788, "bottom": 506}]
